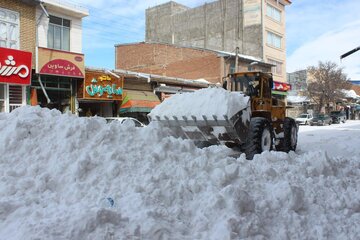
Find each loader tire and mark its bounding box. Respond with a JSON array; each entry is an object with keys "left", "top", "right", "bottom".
[
  {"left": 276, "top": 117, "right": 298, "bottom": 152},
  {"left": 244, "top": 117, "right": 272, "bottom": 160}
]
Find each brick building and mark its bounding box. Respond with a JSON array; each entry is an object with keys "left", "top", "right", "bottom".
[
  {"left": 115, "top": 42, "right": 273, "bottom": 84},
  {"left": 0, "top": 0, "right": 36, "bottom": 112}
]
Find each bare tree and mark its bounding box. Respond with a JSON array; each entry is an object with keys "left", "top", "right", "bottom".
[{"left": 307, "top": 61, "right": 351, "bottom": 113}]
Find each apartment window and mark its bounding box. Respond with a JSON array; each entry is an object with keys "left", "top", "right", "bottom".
[
  {"left": 268, "top": 59, "right": 283, "bottom": 75},
  {"left": 267, "top": 31, "right": 282, "bottom": 48},
  {"left": 48, "top": 15, "right": 70, "bottom": 51},
  {"left": 0, "top": 7, "right": 19, "bottom": 49},
  {"left": 267, "top": 4, "right": 281, "bottom": 22}
]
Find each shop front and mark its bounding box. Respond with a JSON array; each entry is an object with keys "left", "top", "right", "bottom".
[
  {"left": 33, "top": 47, "right": 85, "bottom": 113},
  {"left": 77, "top": 69, "right": 123, "bottom": 117},
  {"left": 0, "top": 47, "right": 32, "bottom": 112},
  {"left": 272, "top": 80, "right": 291, "bottom": 99},
  {"left": 119, "top": 90, "right": 160, "bottom": 123}
]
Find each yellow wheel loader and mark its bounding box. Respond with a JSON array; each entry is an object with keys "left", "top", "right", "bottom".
[{"left": 150, "top": 71, "right": 298, "bottom": 159}]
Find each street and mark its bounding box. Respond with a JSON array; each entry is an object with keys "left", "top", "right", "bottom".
[{"left": 298, "top": 120, "right": 360, "bottom": 158}]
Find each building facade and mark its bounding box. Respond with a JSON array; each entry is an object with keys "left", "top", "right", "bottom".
[
  {"left": 287, "top": 70, "right": 308, "bottom": 95},
  {"left": 0, "top": 0, "right": 88, "bottom": 114},
  {"left": 0, "top": 0, "right": 36, "bottom": 112},
  {"left": 32, "top": 0, "right": 88, "bottom": 113},
  {"left": 146, "top": 0, "right": 291, "bottom": 82}
]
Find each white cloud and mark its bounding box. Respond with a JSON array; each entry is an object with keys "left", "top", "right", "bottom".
[{"left": 287, "top": 20, "right": 360, "bottom": 80}]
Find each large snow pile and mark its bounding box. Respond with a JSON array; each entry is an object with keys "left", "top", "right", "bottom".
[
  {"left": 1, "top": 106, "right": 360, "bottom": 239},
  {"left": 149, "top": 87, "right": 250, "bottom": 120}
]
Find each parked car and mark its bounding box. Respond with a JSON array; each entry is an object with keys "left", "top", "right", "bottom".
[
  {"left": 309, "top": 114, "right": 332, "bottom": 126},
  {"left": 330, "top": 111, "right": 346, "bottom": 124},
  {"left": 295, "top": 113, "right": 313, "bottom": 125},
  {"left": 105, "top": 117, "right": 145, "bottom": 127}
]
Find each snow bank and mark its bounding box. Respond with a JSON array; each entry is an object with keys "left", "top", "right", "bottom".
[
  {"left": 149, "top": 87, "right": 250, "bottom": 120},
  {"left": 1, "top": 106, "right": 360, "bottom": 239}
]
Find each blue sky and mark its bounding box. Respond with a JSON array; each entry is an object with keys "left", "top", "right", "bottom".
[{"left": 73, "top": 0, "right": 360, "bottom": 80}]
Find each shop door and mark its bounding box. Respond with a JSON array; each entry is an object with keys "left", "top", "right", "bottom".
[{"left": 0, "top": 7, "right": 19, "bottom": 49}]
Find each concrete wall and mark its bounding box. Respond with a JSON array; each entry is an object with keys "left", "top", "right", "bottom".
[
  {"left": 116, "top": 43, "right": 222, "bottom": 83},
  {"left": 146, "top": 0, "right": 291, "bottom": 83},
  {"left": 145, "top": 0, "right": 263, "bottom": 59},
  {"left": 0, "top": 0, "right": 36, "bottom": 67}
]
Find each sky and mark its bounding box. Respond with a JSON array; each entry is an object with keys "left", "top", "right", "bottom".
[{"left": 72, "top": 0, "right": 360, "bottom": 80}]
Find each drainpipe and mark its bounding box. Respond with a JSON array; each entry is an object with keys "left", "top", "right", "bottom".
[
  {"left": 137, "top": 73, "right": 151, "bottom": 83},
  {"left": 36, "top": 1, "right": 51, "bottom": 104},
  {"left": 106, "top": 70, "right": 121, "bottom": 79}
]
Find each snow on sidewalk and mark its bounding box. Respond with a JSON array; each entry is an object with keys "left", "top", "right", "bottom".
[{"left": 0, "top": 106, "right": 360, "bottom": 239}]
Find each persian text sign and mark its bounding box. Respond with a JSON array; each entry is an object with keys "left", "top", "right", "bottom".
[
  {"left": 37, "top": 47, "right": 85, "bottom": 78},
  {"left": 82, "top": 71, "right": 124, "bottom": 101},
  {"left": 0, "top": 47, "right": 32, "bottom": 85}
]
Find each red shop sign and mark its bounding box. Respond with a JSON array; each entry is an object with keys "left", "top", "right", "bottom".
[
  {"left": 0, "top": 47, "right": 32, "bottom": 85},
  {"left": 273, "top": 81, "right": 291, "bottom": 92},
  {"left": 40, "top": 59, "right": 84, "bottom": 78}
]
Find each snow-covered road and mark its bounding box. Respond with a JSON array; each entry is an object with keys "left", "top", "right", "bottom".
[
  {"left": 1, "top": 106, "right": 360, "bottom": 240},
  {"left": 298, "top": 121, "right": 360, "bottom": 157}
]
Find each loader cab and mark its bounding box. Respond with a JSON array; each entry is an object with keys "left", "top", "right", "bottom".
[
  {"left": 227, "top": 72, "right": 273, "bottom": 99},
  {"left": 227, "top": 72, "right": 275, "bottom": 118}
]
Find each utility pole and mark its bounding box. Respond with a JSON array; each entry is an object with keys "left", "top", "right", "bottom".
[{"left": 235, "top": 47, "right": 239, "bottom": 72}]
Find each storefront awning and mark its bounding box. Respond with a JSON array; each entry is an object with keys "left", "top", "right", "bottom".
[
  {"left": 120, "top": 90, "right": 160, "bottom": 113},
  {"left": 272, "top": 90, "right": 288, "bottom": 96}
]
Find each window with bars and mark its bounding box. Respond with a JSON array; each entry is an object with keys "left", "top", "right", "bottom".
[
  {"left": 267, "top": 4, "right": 281, "bottom": 22},
  {"left": 0, "top": 84, "right": 5, "bottom": 112},
  {"left": 0, "top": 7, "right": 19, "bottom": 49},
  {"left": 267, "top": 31, "right": 282, "bottom": 49},
  {"left": 47, "top": 15, "right": 71, "bottom": 51},
  {"left": 268, "top": 58, "right": 283, "bottom": 75}
]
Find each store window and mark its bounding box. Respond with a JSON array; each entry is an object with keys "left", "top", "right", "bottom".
[
  {"left": 0, "top": 7, "right": 19, "bottom": 49},
  {"left": 0, "top": 84, "right": 5, "bottom": 112},
  {"left": 267, "top": 4, "right": 281, "bottom": 22},
  {"left": 267, "top": 31, "right": 282, "bottom": 49},
  {"left": 8, "top": 85, "right": 23, "bottom": 112},
  {"left": 268, "top": 58, "right": 283, "bottom": 75},
  {"left": 47, "top": 15, "right": 70, "bottom": 51}
]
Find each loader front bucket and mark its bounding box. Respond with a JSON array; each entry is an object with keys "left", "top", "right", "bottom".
[{"left": 149, "top": 107, "right": 251, "bottom": 146}]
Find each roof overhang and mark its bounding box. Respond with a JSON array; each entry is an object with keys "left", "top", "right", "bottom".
[
  {"left": 278, "top": 0, "right": 292, "bottom": 5},
  {"left": 41, "top": 0, "right": 89, "bottom": 18},
  {"left": 20, "top": 0, "right": 39, "bottom": 6}
]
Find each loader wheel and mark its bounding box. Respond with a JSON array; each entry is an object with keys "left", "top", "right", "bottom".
[
  {"left": 276, "top": 117, "right": 298, "bottom": 152},
  {"left": 244, "top": 117, "right": 272, "bottom": 160}
]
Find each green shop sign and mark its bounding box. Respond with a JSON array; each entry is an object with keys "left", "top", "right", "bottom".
[{"left": 86, "top": 78, "right": 123, "bottom": 99}]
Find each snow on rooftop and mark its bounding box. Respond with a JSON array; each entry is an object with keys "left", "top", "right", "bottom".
[
  {"left": 149, "top": 87, "right": 250, "bottom": 120},
  {"left": 215, "top": 50, "right": 264, "bottom": 63},
  {"left": 287, "top": 95, "right": 310, "bottom": 103},
  {"left": 194, "top": 78, "right": 210, "bottom": 84},
  {"left": 342, "top": 89, "right": 359, "bottom": 99},
  {"left": 1, "top": 106, "right": 360, "bottom": 239}
]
